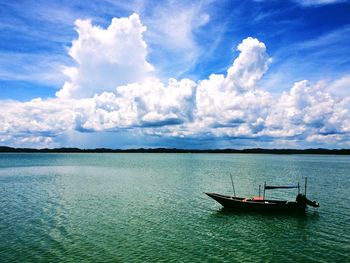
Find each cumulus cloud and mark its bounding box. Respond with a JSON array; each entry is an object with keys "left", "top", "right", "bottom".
[
  {"left": 56, "top": 13, "right": 153, "bottom": 99},
  {"left": 73, "top": 77, "right": 197, "bottom": 131},
  {"left": 327, "top": 75, "right": 350, "bottom": 97},
  {"left": 0, "top": 98, "right": 75, "bottom": 147},
  {"left": 0, "top": 14, "right": 349, "bottom": 148},
  {"left": 265, "top": 80, "right": 350, "bottom": 139},
  {"left": 194, "top": 37, "right": 272, "bottom": 137},
  {"left": 226, "top": 37, "right": 271, "bottom": 91}
]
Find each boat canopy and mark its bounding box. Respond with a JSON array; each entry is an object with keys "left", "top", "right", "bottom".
[{"left": 265, "top": 185, "right": 298, "bottom": 190}]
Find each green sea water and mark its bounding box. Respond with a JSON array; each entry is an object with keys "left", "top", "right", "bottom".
[{"left": 0, "top": 153, "right": 349, "bottom": 262}]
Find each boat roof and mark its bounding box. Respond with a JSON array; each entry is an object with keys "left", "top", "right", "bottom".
[{"left": 265, "top": 185, "right": 298, "bottom": 190}]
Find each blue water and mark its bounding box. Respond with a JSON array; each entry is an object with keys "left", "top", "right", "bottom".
[{"left": 0, "top": 153, "right": 349, "bottom": 262}]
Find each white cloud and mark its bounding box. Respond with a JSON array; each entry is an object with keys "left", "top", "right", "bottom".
[
  {"left": 0, "top": 98, "right": 75, "bottom": 147},
  {"left": 73, "top": 77, "right": 196, "bottom": 131},
  {"left": 144, "top": 1, "right": 210, "bottom": 78},
  {"left": 56, "top": 13, "right": 154, "bottom": 99},
  {"left": 194, "top": 37, "right": 272, "bottom": 137},
  {"left": 226, "top": 37, "right": 271, "bottom": 91},
  {"left": 265, "top": 80, "right": 350, "bottom": 139},
  {"left": 293, "top": 0, "right": 346, "bottom": 6},
  {"left": 255, "top": 0, "right": 346, "bottom": 7},
  {"left": 0, "top": 14, "right": 349, "bottom": 148},
  {"left": 0, "top": 52, "right": 68, "bottom": 85},
  {"left": 327, "top": 75, "right": 350, "bottom": 97}
]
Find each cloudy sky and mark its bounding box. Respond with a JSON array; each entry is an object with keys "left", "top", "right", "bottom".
[{"left": 0, "top": 0, "right": 350, "bottom": 149}]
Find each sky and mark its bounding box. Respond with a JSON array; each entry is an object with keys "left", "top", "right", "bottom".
[{"left": 0, "top": 0, "right": 350, "bottom": 149}]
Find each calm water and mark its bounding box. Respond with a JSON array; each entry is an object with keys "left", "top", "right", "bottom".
[{"left": 0, "top": 153, "right": 349, "bottom": 262}]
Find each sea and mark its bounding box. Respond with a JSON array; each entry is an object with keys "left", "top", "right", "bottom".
[{"left": 0, "top": 153, "right": 349, "bottom": 262}]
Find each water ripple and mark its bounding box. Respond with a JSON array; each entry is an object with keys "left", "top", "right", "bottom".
[{"left": 0, "top": 153, "right": 350, "bottom": 262}]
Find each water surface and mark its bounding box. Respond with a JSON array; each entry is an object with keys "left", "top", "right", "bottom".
[{"left": 0, "top": 153, "right": 349, "bottom": 262}]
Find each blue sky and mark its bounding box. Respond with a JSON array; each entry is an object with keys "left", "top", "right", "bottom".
[{"left": 0, "top": 0, "right": 350, "bottom": 149}]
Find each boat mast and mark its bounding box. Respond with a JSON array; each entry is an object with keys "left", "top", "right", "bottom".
[
  {"left": 230, "top": 174, "right": 236, "bottom": 197},
  {"left": 259, "top": 185, "right": 261, "bottom": 197},
  {"left": 305, "top": 177, "right": 307, "bottom": 197},
  {"left": 263, "top": 182, "right": 266, "bottom": 200},
  {"left": 298, "top": 182, "right": 300, "bottom": 195}
]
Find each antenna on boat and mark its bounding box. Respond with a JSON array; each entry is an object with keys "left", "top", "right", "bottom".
[
  {"left": 230, "top": 174, "right": 236, "bottom": 197},
  {"left": 305, "top": 177, "right": 307, "bottom": 197},
  {"left": 263, "top": 181, "right": 266, "bottom": 200},
  {"left": 259, "top": 185, "right": 261, "bottom": 197}
]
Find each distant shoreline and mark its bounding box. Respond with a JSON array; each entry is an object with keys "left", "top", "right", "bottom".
[{"left": 0, "top": 146, "right": 349, "bottom": 155}]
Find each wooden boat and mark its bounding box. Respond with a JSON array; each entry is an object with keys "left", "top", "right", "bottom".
[{"left": 205, "top": 178, "right": 319, "bottom": 213}]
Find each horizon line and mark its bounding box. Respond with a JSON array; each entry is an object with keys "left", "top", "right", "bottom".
[{"left": 1, "top": 146, "right": 350, "bottom": 155}]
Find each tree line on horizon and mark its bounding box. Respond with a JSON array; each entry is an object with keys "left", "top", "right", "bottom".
[{"left": 0, "top": 146, "right": 349, "bottom": 155}]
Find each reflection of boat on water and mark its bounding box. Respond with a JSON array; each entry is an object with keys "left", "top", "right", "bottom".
[{"left": 205, "top": 178, "right": 319, "bottom": 213}]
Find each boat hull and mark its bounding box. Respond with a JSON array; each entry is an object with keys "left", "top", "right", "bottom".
[{"left": 205, "top": 193, "right": 306, "bottom": 213}]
